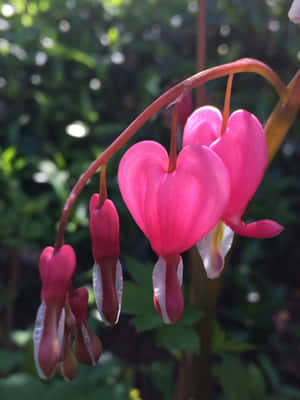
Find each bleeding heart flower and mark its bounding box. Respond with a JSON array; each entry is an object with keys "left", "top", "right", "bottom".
[
  {"left": 89, "top": 194, "right": 123, "bottom": 326},
  {"left": 183, "top": 106, "right": 283, "bottom": 277},
  {"left": 118, "top": 140, "right": 230, "bottom": 323},
  {"left": 33, "top": 245, "right": 76, "bottom": 379},
  {"left": 183, "top": 105, "right": 284, "bottom": 238}
]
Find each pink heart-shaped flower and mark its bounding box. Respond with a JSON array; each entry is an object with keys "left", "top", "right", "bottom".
[
  {"left": 118, "top": 140, "right": 230, "bottom": 256},
  {"left": 183, "top": 106, "right": 283, "bottom": 238}
]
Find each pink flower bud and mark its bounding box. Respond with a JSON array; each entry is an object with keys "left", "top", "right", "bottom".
[
  {"left": 69, "top": 287, "right": 102, "bottom": 366},
  {"left": 34, "top": 245, "right": 76, "bottom": 379},
  {"left": 89, "top": 195, "right": 123, "bottom": 326}
]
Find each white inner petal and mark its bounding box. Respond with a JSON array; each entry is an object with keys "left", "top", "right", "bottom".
[
  {"left": 33, "top": 302, "right": 47, "bottom": 379},
  {"left": 114, "top": 259, "right": 123, "bottom": 324},
  {"left": 93, "top": 262, "right": 104, "bottom": 322},
  {"left": 57, "top": 308, "right": 66, "bottom": 360},
  {"left": 221, "top": 225, "right": 234, "bottom": 258},
  {"left": 152, "top": 257, "right": 171, "bottom": 324}
]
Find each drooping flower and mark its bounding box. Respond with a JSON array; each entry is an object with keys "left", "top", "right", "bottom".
[
  {"left": 182, "top": 106, "right": 283, "bottom": 277},
  {"left": 288, "top": 0, "right": 300, "bottom": 23},
  {"left": 118, "top": 140, "right": 230, "bottom": 323},
  {"left": 69, "top": 287, "right": 103, "bottom": 366},
  {"left": 89, "top": 194, "right": 123, "bottom": 326},
  {"left": 33, "top": 245, "right": 76, "bottom": 379},
  {"left": 55, "top": 287, "right": 102, "bottom": 381}
]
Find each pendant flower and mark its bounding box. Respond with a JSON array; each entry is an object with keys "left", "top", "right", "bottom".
[
  {"left": 33, "top": 245, "right": 76, "bottom": 379},
  {"left": 89, "top": 194, "right": 123, "bottom": 326},
  {"left": 118, "top": 140, "right": 230, "bottom": 323},
  {"left": 68, "top": 287, "right": 103, "bottom": 367},
  {"left": 182, "top": 106, "right": 283, "bottom": 277}
]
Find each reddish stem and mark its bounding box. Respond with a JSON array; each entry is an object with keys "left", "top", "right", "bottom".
[
  {"left": 54, "top": 58, "right": 287, "bottom": 252},
  {"left": 168, "top": 103, "right": 179, "bottom": 172},
  {"left": 98, "top": 165, "right": 107, "bottom": 208},
  {"left": 196, "top": 0, "right": 206, "bottom": 107},
  {"left": 221, "top": 73, "right": 234, "bottom": 134}
]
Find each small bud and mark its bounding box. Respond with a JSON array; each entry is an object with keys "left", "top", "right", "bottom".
[
  {"left": 34, "top": 245, "right": 76, "bottom": 379},
  {"left": 69, "top": 287, "right": 103, "bottom": 366}
]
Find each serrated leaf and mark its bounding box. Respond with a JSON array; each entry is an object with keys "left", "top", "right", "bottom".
[{"left": 156, "top": 325, "right": 200, "bottom": 352}]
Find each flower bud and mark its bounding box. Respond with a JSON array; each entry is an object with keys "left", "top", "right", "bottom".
[{"left": 89, "top": 195, "right": 123, "bottom": 325}]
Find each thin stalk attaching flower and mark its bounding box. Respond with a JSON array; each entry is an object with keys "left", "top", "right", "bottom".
[{"left": 54, "top": 58, "right": 288, "bottom": 252}]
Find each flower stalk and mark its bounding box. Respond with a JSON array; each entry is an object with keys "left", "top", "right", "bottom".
[{"left": 54, "top": 59, "right": 287, "bottom": 253}]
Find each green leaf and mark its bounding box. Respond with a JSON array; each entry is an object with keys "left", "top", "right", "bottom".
[
  {"left": 0, "top": 349, "right": 24, "bottom": 374},
  {"left": 248, "top": 363, "right": 266, "bottom": 398},
  {"left": 156, "top": 325, "right": 200, "bottom": 352},
  {"left": 212, "top": 321, "right": 255, "bottom": 354},
  {"left": 215, "top": 354, "right": 252, "bottom": 400},
  {"left": 125, "top": 256, "right": 153, "bottom": 290},
  {"left": 132, "top": 312, "right": 163, "bottom": 332},
  {"left": 258, "top": 354, "right": 280, "bottom": 391},
  {"left": 122, "top": 281, "right": 153, "bottom": 315}
]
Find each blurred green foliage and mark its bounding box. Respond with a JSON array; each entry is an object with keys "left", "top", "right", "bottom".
[{"left": 0, "top": 0, "right": 300, "bottom": 399}]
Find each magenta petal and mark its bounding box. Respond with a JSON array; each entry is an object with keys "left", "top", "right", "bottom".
[
  {"left": 89, "top": 196, "right": 120, "bottom": 260},
  {"left": 183, "top": 105, "right": 223, "bottom": 147},
  {"left": 118, "top": 141, "right": 230, "bottom": 256},
  {"left": 39, "top": 245, "right": 76, "bottom": 305},
  {"left": 212, "top": 110, "right": 267, "bottom": 220},
  {"left": 152, "top": 255, "right": 184, "bottom": 324},
  {"left": 227, "top": 218, "right": 284, "bottom": 238}
]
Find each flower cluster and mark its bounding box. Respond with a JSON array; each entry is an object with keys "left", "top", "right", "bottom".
[
  {"left": 34, "top": 98, "right": 283, "bottom": 379},
  {"left": 34, "top": 190, "right": 121, "bottom": 380}
]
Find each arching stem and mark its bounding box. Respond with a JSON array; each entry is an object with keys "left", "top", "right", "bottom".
[{"left": 54, "top": 58, "right": 287, "bottom": 252}]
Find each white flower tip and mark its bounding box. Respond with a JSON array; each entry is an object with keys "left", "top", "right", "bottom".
[{"left": 288, "top": 0, "right": 300, "bottom": 23}]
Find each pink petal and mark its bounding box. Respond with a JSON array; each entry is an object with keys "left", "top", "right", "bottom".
[
  {"left": 183, "top": 105, "right": 223, "bottom": 147},
  {"left": 212, "top": 109, "right": 267, "bottom": 220},
  {"left": 152, "top": 255, "right": 184, "bottom": 324},
  {"left": 89, "top": 196, "right": 120, "bottom": 261},
  {"left": 226, "top": 218, "right": 284, "bottom": 238},
  {"left": 118, "top": 141, "right": 230, "bottom": 256},
  {"left": 39, "top": 245, "right": 76, "bottom": 304},
  {"left": 93, "top": 259, "right": 123, "bottom": 325}
]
